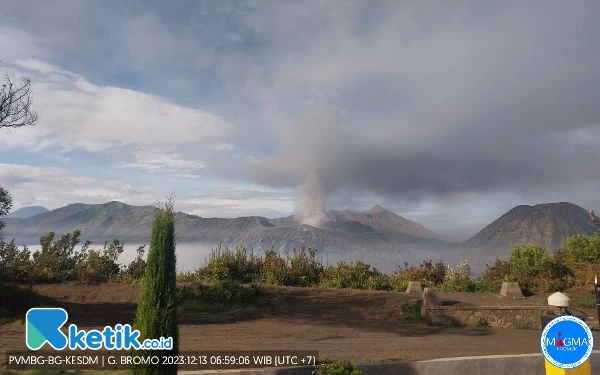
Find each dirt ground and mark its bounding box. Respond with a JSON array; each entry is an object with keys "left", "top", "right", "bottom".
[{"left": 2, "top": 283, "right": 599, "bottom": 362}]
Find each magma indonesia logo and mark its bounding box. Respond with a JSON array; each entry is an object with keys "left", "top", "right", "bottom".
[
  {"left": 26, "top": 308, "right": 173, "bottom": 351},
  {"left": 541, "top": 315, "right": 594, "bottom": 369}
]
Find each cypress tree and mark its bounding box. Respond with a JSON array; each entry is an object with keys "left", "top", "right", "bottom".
[{"left": 130, "top": 197, "right": 179, "bottom": 375}]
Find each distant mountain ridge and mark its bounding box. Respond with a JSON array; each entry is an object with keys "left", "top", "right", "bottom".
[
  {"left": 5, "top": 206, "right": 49, "bottom": 219},
  {"left": 2, "top": 201, "right": 443, "bottom": 272},
  {"left": 3, "top": 200, "right": 439, "bottom": 247},
  {"left": 463, "top": 202, "right": 599, "bottom": 250},
  {"left": 456, "top": 202, "right": 600, "bottom": 271},
  {"left": 270, "top": 205, "right": 445, "bottom": 239},
  {"left": 4, "top": 200, "right": 598, "bottom": 274}
]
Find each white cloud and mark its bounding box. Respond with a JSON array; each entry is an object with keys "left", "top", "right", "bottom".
[
  {"left": 208, "top": 142, "right": 235, "bottom": 152},
  {"left": 0, "top": 59, "right": 235, "bottom": 152},
  {"left": 117, "top": 150, "right": 207, "bottom": 178},
  {"left": 0, "top": 163, "right": 293, "bottom": 218},
  {"left": 0, "top": 163, "right": 158, "bottom": 209}
]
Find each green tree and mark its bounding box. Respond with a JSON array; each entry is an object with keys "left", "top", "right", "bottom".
[
  {"left": 508, "top": 244, "right": 553, "bottom": 292},
  {"left": 0, "top": 186, "right": 12, "bottom": 245},
  {"left": 125, "top": 245, "right": 147, "bottom": 280},
  {"left": 565, "top": 233, "right": 600, "bottom": 266},
  {"left": 76, "top": 240, "right": 124, "bottom": 283},
  {"left": 130, "top": 198, "right": 179, "bottom": 375},
  {"left": 481, "top": 258, "right": 511, "bottom": 293},
  {"left": 0, "top": 239, "right": 31, "bottom": 282},
  {"left": 31, "top": 230, "right": 84, "bottom": 282}
]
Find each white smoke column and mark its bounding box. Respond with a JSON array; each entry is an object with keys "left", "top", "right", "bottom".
[
  {"left": 295, "top": 173, "right": 326, "bottom": 227},
  {"left": 249, "top": 105, "right": 343, "bottom": 228}
]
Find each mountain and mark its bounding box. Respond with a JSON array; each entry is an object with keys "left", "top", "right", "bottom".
[
  {"left": 5, "top": 206, "right": 49, "bottom": 219},
  {"left": 270, "top": 205, "right": 447, "bottom": 245},
  {"left": 2, "top": 201, "right": 441, "bottom": 273},
  {"left": 3, "top": 201, "right": 274, "bottom": 244},
  {"left": 458, "top": 202, "right": 600, "bottom": 271},
  {"left": 464, "top": 202, "right": 599, "bottom": 250}
]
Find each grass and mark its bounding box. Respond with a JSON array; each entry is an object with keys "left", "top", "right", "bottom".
[
  {"left": 0, "top": 317, "right": 24, "bottom": 325},
  {"left": 400, "top": 299, "right": 424, "bottom": 322},
  {"left": 0, "top": 371, "right": 126, "bottom": 375},
  {"left": 176, "top": 280, "right": 274, "bottom": 320},
  {"left": 570, "top": 291, "right": 596, "bottom": 309},
  {"left": 514, "top": 322, "right": 537, "bottom": 330},
  {"left": 364, "top": 357, "right": 402, "bottom": 363},
  {"left": 179, "top": 299, "right": 258, "bottom": 315},
  {"left": 312, "top": 360, "right": 366, "bottom": 375},
  {"left": 476, "top": 317, "right": 490, "bottom": 328}
]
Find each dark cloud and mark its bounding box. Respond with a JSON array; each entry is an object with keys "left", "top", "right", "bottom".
[
  {"left": 3, "top": 0, "right": 600, "bottom": 227},
  {"left": 247, "top": 1, "right": 600, "bottom": 222}
]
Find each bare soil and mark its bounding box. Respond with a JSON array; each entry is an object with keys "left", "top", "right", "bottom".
[{"left": 2, "top": 283, "right": 599, "bottom": 362}]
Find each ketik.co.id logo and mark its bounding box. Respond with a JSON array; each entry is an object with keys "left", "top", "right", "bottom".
[
  {"left": 26, "top": 308, "right": 172, "bottom": 351},
  {"left": 541, "top": 315, "right": 594, "bottom": 369}
]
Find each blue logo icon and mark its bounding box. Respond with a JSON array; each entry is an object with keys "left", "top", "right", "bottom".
[
  {"left": 25, "top": 307, "right": 173, "bottom": 351},
  {"left": 541, "top": 315, "right": 594, "bottom": 369},
  {"left": 26, "top": 308, "right": 69, "bottom": 350}
]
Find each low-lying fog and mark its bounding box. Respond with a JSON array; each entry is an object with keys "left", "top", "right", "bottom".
[{"left": 20, "top": 242, "right": 460, "bottom": 275}]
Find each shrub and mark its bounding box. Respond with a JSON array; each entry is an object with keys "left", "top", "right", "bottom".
[
  {"left": 476, "top": 317, "right": 490, "bottom": 328},
  {"left": 571, "top": 290, "right": 596, "bottom": 309},
  {"left": 75, "top": 240, "right": 124, "bottom": 283},
  {"left": 394, "top": 259, "right": 447, "bottom": 287},
  {"left": 480, "top": 258, "right": 511, "bottom": 293},
  {"left": 439, "top": 260, "right": 481, "bottom": 292},
  {"left": 0, "top": 240, "right": 32, "bottom": 283},
  {"left": 285, "top": 247, "right": 323, "bottom": 287},
  {"left": 31, "top": 230, "right": 84, "bottom": 283},
  {"left": 320, "top": 261, "right": 392, "bottom": 290},
  {"left": 177, "top": 280, "right": 259, "bottom": 305},
  {"left": 508, "top": 245, "right": 554, "bottom": 292},
  {"left": 259, "top": 249, "right": 289, "bottom": 285},
  {"left": 131, "top": 198, "right": 179, "bottom": 375},
  {"left": 123, "top": 245, "right": 147, "bottom": 280},
  {"left": 400, "top": 299, "right": 424, "bottom": 322},
  {"left": 314, "top": 360, "right": 365, "bottom": 375},
  {"left": 565, "top": 234, "right": 600, "bottom": 266}
]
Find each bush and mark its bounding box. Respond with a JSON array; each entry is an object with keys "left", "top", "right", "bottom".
[
  {"left": 394, "top": 259, "right": 447, "bottom": 287},
  {"left": 565, "top": 234, "right": 600, "bottom": 266},
  {"left": 75, "top": 240, "right": 124, "bottom": 283},
  {"left": 198, "top": 244, "right": 261, "bottom": 283},
  {"left": 508, "top": 245, "right": 554, "bottom": 292},
  {"left": 314, "top": 360, "right": 365, "bottom": 375},
  {"left": 259, "top": 249, "right": 289, "bottom": 285},
  {"left": 400, "top": 299, "right": 424, "bottom": 322},
  {"left": 0, "top": 240, "right": 32, "bottom": 283},
  {"left": 286, "top": 247, "right": 323, "bottom": 287},
  {"left": 320, "top": 261, "right": 392, "bottom": 290},
  {"left": 31, "top": 230, "right": 83, "bottom": 283},
  {"left": 439, "top": 260, "right": 481, "bottom": 292},
  {"left": 177, "top": 280, "right": 259, "bottom": 305},
  {"left": 123, "top": 245, "right": 147, "bottom": 280},
  {"left": 480, "top": 258, "right": 511, "bottom": 293}
]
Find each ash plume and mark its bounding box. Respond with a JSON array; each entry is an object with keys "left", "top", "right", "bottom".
[
  {"left": 295, "top": 174, "right": 326, "bottom": 227},
  {"left": 249, "top": 106, "right": 344, "bottom": 228}
]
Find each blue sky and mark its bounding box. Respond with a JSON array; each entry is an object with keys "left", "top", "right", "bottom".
[{"left": 1, "top": 0, "right": 599, "bottom": 241}]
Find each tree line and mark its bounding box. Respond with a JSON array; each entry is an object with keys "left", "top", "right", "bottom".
[{"left": 0, "top": 230, "right": 146, "bottom": 284}]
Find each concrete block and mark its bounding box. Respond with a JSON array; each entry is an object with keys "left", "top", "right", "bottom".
[
  {"left": 500, "top": 281, "right": 524, "bottom": 298},
  {"left": 406, "top": 281, "right": 423, "bottom": 294},
  {"left": 422, "top": 287, "right": 442, "bottom": 306}
]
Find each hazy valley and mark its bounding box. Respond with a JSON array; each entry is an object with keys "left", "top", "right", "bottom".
[{"left": 3, "top": 200, "right": 599, "bottom": 275}]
